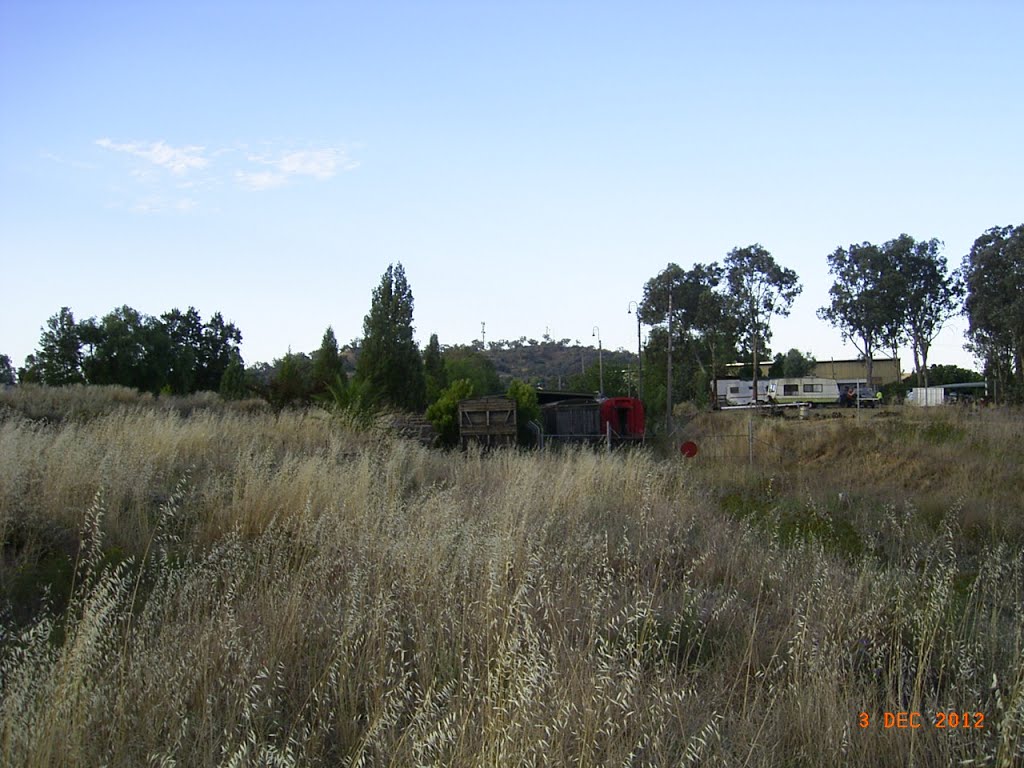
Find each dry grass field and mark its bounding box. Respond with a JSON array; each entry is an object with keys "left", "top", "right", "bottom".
[{"left": 1, "top": 385, "right": 1023, "bottom": 766}]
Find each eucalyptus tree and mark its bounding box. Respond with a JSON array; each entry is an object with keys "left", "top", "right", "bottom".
[
  {"left": 889, "top": 236, "right": 963, "bottom": 387},
  {"left": 725, "top": 245, "right": 801, "bottom": 404},
  {"left": 962, "top": 224, "right": 1024, "bottom": 400},
  {"left": 878, "top": 236, "right": 911, "bottom": 378},
  {"left": 818, "top": 242, "right": 889, "bottom": 386},
  {"left": 639, "top": 262, "right": 735, "bottom": 409}
]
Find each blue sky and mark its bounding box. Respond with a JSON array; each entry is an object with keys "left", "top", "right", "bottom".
[{"left": 2, "top": 1, "right": 1022, "bottom": 373}]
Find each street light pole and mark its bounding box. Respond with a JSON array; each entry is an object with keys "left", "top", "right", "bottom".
[
  {"left": 592, "top": 326, "right": 604, "bottom": 396},
  {"left": 627, "top": 301, "right": 642, "bottom": 400}
]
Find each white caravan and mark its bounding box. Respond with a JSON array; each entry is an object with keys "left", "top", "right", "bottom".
[{"left": 767, "top": 377, "right": 841, "bottom": 406}]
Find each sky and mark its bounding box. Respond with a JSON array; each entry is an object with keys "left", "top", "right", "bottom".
[{"left": 2, "top": 1, "right": 1022, "bottom": 375}]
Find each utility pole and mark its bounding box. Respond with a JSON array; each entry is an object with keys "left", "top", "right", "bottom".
[
  {"left": 628, "top": 301, "right": 642, "bottom": 400},
  {"left": 592, "top": 326, "right": 604, "bottom": 396},
  {"left": 666, "top": 285, "right": 673, "bottom": 435},
  {"left": 480, "top": 322, "right": 486, "bottom": 349}
]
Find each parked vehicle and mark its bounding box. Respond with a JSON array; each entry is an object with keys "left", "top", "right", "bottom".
[
  {"left": 767, "top": 377, "right": 841, "bottom": 406},
  {"left": 839, "top": 385, "right": 879, "bottom": 408},
  {"left": 716, "top": 378, "right": 769, "bottom": 407}
]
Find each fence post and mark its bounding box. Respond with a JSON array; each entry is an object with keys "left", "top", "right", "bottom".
[{"left": 748, "top": 411, "right": 754, "bottom": 467}]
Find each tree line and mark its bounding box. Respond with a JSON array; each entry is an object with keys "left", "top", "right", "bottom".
[
  {"left": 7, "top": 306, "right": 245, "bottom": 397},
  {"left": 633, "top": 224, "right": 1024, "bottom": 417},
  {"left": 3, "top": 223, "right": 1022, "bottom": 414}
]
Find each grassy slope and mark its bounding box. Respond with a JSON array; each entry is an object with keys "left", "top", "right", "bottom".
[{"left": 1, "top": 387, "right": 1022, "bottom": 766}]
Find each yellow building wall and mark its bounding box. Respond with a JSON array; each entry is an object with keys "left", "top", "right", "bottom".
[
  {"left": 721, "top": 358, "right": 902, "bottom": 386},
  {"left": 812, "top": 358, "right": 901, "bottom": 386}
]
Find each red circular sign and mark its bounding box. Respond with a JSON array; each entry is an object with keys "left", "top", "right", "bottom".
[{"left": 680, "top": 441, "right": 698, "bottom": 458}]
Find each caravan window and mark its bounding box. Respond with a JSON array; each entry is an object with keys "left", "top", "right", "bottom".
[
  {"left": 803, "top": 383, "right": 823, "bottom": 393},
  {"left": 729, "top": 386, "right": 740, "bottom": 394},
  {"left": 783, "top": 384, "right": 799, "bottom": 396}
]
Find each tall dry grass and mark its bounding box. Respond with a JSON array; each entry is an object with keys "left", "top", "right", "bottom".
[{"left": 1, "top": 388, "right": 1023, "bottom": 766}]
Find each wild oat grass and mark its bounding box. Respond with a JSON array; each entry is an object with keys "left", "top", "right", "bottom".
[{"left": 1, "top": 388, "right": 1023, "bottom": 766}]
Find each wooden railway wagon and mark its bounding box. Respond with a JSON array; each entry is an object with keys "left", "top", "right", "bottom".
[{"left": 457, "top": 396, "right": 517, "bottom": 448}]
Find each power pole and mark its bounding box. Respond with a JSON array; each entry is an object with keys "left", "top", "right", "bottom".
[
  {"left": 480, "top": 322, "right": 486, "bottom": 349},
  {"left": 666, "top": 285, "right": 673, "bottom": 435}
]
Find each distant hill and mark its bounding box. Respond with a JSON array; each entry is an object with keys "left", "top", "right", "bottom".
[
  {"left": 250, "top": 339, "right": 638, "bottom": 394},
  {"left": 481, "top": 339, "right": 638, "bottom": 388}
]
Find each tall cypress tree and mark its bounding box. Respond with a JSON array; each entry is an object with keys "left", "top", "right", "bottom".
[
  {"left": 311, "top": 325, "right": 346, "bottom": 396},
  {"left": 355, "top": 263, "right": 426, "bottom": 411},
  {"left": 423, "top": 333, "right": 447, "bottom": 405}
]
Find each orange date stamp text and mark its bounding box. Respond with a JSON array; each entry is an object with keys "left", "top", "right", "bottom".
[{"left": 858, "top": 711, "right": 985, "bottom": 729}]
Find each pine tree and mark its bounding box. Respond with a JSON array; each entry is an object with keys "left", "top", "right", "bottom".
[
  {"left": 311, "top": 326, "right": 346, "bottom": 396},
  {"left": 219, "top": 355, "right": 248, "bottom": 400},
  {"left": 423, "top": 333, "right": 447, "bottom": 405},
  {"left": 271, "top": 351, "right": 310, "bottom": 408},
  {"left": 355, "top": 263, "right": 426, "bottom": 411}
]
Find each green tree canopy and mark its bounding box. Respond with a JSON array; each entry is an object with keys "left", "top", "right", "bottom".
[
  {"left": 962, "top": 224, "right": 1024, "bottom": 400},
  {"left": 0, "top": 354, "right": 15, "bottom": 385},
  {"left": 80, "top": 305, "right": 166, "bottom": 392},
  {"left": 311, "top": 326, "right": 346, "bottom": 396},
  {"left": 922, "top": 364, "right": 984, "bottom": 386},
  {"left": 726, "top": 244, "right": 801, "bottom": 402},
  {"left": 506, "top": 379, "right": 540, "bottom": 446},
  {"left": 817, "top": 242, "right": 890, "bottom": 385},
  {"left": 443, "top": 346, "right": 501, "bottom": 397},
  {"left": 197, "top": 312, "right": 243, "bottom": 392},
  {"left": 888, "top": 236, "right": 963, "bottom": 387},
  {"left": 768, "top": 349, "right": 817, "bottom": 379},
  {"left": 355, "top": 263, "right": 426, "bottom": 411},
  {"left": 425, "top": 379, "right": 474, "bottom": 447},
  {"left": 34, "top": 307, "right": 85, "bottom": 385},
  {"left": 27, "top": 304, "right": 243, "bottom": 394},
  {"left": 566, "top": 361, "right": 629, "bottom": 398},
  {"left": 219, "top": 355, "right": 248, "bottom": 400},
  {"left": 423, "top": 333, "right": 447, "bottom": 405},
  {"left": 161, "top": 307, "right": 204, "bottom": 394},
  {"left": 270, "top": 351, "right": 313, "bottom": 408},
  {"left": 639, "top": 262, "right": 738, "bottom": 412}
]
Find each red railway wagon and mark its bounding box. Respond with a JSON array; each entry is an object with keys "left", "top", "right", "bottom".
[{"left": 599, "top": 396, "right": 645, "bottom": 440}]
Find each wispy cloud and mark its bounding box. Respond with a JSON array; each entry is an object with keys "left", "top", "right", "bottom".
[
  {"left": 96, "top": 138, "right": 208, "bottom": 174},
  {"left": 92, "top": 138, "right": 358, "bottom": 209},
  {"left": 129, "top": 195, "right": 200, "bottom": 214},
  {"left": 41, "top": 150, "right": 99, "bottom": 170},
  {"left": 235, "top": 170, "right": 288, "bottom": 191},
  {"left": 242, "top": 147, "right": 359, "bottom": 189},
  {"left": 276, "top": 148, "right": 358, "bottom": 178}
]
